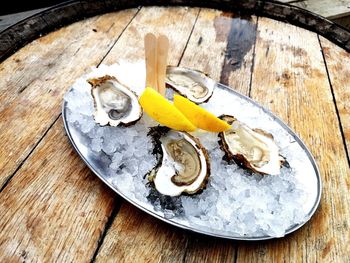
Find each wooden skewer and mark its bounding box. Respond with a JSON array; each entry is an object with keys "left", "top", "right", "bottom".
[
  {"left": 144, "top": 33, "right": 158, "bottom": 91},
  {"left": 156, "top": 35, "right": 169, "bottom": 96}
]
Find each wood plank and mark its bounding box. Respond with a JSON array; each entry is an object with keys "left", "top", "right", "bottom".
[
  {"left": 95, "top": 203, "right": 188, "bottom": 263},
  {"left": 236, "top": 17, "right": 350, "bottom": 262},
  {"left": 183, "top": 235, "right": 235, "bottom": 263},
  {"left": 0, "top": 16, "right": 99, "bottom": 109},
  {"left": 102, "top": 7, "right": 199, "bottom": 65},
  {"left": 178, "top": 9, "right": 257, "bottom": 261},
  {"left": 179, "top": 9, "right": 257, "bottom": 95},
  {"left": 320, "top": 36, "right": 350, "bottom": 160},
  {"left": 94, "top": 7, "right": 201, "bottom": 262},
  {"left": 0, "top": 118, "right": 117, "bottom": 262},
  {"left": 0, "top": 9, "right": 138, "bottom": 188},
  {"left": 292, "top": 0, "right": 350, "bottom": 20}
]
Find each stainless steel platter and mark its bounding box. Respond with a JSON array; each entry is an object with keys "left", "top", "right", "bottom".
[{"left": 62, "top": 80, "right": 322, "bottom": 241}]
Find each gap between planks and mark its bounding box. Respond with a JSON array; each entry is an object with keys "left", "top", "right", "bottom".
[
  {"left": 96, "top": 8, "right": 141, "bottom": 67},
  {"left": 176, "top": 9, "right": 201, "bottom": 67},
  {"left": 89, "top": 201, "right": 123, "bottom": 263},
  {"left": 248, "top": 16, "right": 259, "bottom": 97},
  {"left": 318, "top": 35, "right": 350, "bottom": 167},
  {"left": 0, "top": 113, "right": 61, "bottom": 193}
]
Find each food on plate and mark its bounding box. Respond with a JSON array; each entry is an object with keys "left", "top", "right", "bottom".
[
  {"left": 173, "top": 94, "right": 230, "bottom": 132},
  {"left": 88, "top": 75, "right": 142, "bottom": 126},
  {"left": 166, "top": 66, "right": 215, "bottom": 104},
  {"left": 147, "top": 126, "right": 210, "bottom": 196},
  {"left": 139, "top": 87, "right": 196, "bottom": 131},
  {"left": 218, "top": 115, "right": 285, "bottom": 175}
]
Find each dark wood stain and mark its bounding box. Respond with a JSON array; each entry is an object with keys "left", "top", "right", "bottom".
[
  {"left": 280, "top": 70, "right": 292, "bottom": 87},
  {"left": 197, "top": 36, "right": 203, "bottom": 46},
  {"left": 219, "top": 14, "right": 256, "bottom": 85},
  {"left": 279, "top": 45, "right": 308, "bottom": 57},
  {"left": 321, "top": 238, "right": 335, "bottom": 258}
]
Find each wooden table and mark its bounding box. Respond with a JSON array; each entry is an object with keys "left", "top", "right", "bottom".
[{"left": 0, "top": 1, "right": 349, "bottom": 262}]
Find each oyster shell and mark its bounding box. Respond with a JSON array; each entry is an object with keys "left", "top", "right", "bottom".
[
  {"left": 88, "top": 75, "right": 142, "bottom": 126},
  {"left": 219, "top": 115, "right": 285, "bottom": 175},
  {"left": 166, "top": 66, "right": 215, "bottom": 104},
  {"left": 148, "top": 127, "right": 210, "bottom": 196}
]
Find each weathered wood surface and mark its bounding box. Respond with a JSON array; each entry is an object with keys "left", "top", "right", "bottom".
[
  {"left": 0, "top": 9, "right": 138, "bottom": 188},
  {"left": 320, "top": 36, "right": 350, "bottom": 159},
  {"left": 0, "top": 118, "right": 117, "bottom": 262},
  {"left": 236, "top": 17, "right": 350, "bottom": 262},
  {"left": 0, "top": 6, "right": 349, "bottom": 263}
]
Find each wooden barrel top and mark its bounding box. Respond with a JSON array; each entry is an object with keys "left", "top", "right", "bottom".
[{"left": 0, "top": 1, "right": 349, "bottom": 262}]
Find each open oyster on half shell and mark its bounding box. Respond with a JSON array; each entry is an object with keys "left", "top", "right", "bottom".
[
  {"left": 147, "top": 127, "right": 210, "bottom": 197},
  {"left": 88, "top": 75, "right": 142, "bottom": 126},
  {"left": 219, "top": 115, "right": 285, "bottom": 175},
  {"left": 166, "top": 66, "right": 215, "bottom": 104}
]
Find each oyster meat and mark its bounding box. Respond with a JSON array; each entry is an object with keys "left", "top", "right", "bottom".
[
  {"left": 88, "top": 75, "right": 142, "bottom": 126},
  {"left": 166, "top": 66, "right": 215, "bottom": 104},
  {"left": 219, "top": 115, "right": 285, "bottom": 175},
  {"left": 148, "top": 127, "right": 210, "bottom": 196}
]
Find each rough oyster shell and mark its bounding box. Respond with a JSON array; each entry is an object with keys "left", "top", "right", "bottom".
[
  {"left": 218, "top": 115, "right": 285, "bottom": 175},
  {"left": 147, "top": 126, "right": 210, "bottom": 196},
  {"left": 166, "top": 66, "right": 215, "bottom": 104},
  {"left": 88, "top": 75, "right": 142, "bottom": 126}
]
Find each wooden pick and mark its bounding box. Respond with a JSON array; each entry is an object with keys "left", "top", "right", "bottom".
[
  {"left": 156, "top": 34, "right": 169, "bottom": 96},
  {"left": 144, "top": 33, "right": 158, "bottom": 91}
]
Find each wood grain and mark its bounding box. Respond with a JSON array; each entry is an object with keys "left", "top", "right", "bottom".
[
  {"left": 179, "top": 9, "right": 257, "bottom": 95},
  {"left": 183, "top": 235, "right": 236, "bottom": 263},
  {"left": 95, "top": 203, "right": 188, "bottom": 263},
  {"left": 236, "top": 17, "right": 350, "bottom": 262},
  {"left": 94, "top": 7, "right": 201, "bottom": 262},
  {"left": 320, "top": 36, "right": 350, "bottom": 161},
  {"left": 0, "top": 118, "right": 117, "bottom": 262},
  {"left": 0, "top": 9, "right": 138, "bottom": 188},
  {"left": 102, "top": 7, "right": 200, "bottom": 65}
]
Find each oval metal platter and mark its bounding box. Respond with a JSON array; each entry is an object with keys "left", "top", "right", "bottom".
[{"left": 62, "top": 72, "right": 322, "bottom": 241}]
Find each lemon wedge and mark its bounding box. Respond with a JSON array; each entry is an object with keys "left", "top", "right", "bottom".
[
  {"left": 139, "top": 87, "right": 196, "bottom": 131},
  {"left": 174, "top": 94, "right": 231, "bottom": 132}
]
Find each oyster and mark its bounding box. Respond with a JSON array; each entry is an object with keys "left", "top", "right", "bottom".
[
  {"left": 166, "top": 66, "right": 215, "bottom": 104},
  {"left": 148, "top": 127, "right": 210, "bottom": 196},
  {"left": 219, "top": 115, "right": 285, "bottom": 175},
  {"left": 88, "top": 75, "right": 142, "bottom": 126}
]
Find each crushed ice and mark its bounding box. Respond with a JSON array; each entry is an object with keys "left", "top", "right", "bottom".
[{"left": 64, "top": 61, "right": 311, "bottom": 238}]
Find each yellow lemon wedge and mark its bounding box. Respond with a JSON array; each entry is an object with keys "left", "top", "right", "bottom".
[
  {"left": 139, "top": 87, "right": 196, "bottom": 131},
  {"left": 174, "top": 94, "right": 231, "bottom": 132}
]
